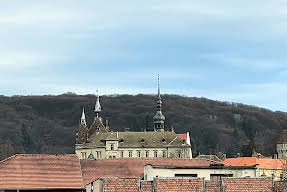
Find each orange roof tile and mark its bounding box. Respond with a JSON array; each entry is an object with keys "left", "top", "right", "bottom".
[
  {"left": 154, "top": 178, "right": 204, "bottom": 192},
  {"left": 222, "top": 157, "right": 287, "bottom": 170},
  {"left": 177, "top": 133, "right": 187, "bottom": 141},
  {"left": 80, "top": 158, "right": 219, "bottom": 185},
  {"left": 223, "top": 177, "right": 273, "bottom": 192},
  {"left": 102, "top": 178, "right": 139, "bottom": 192},
  {"left": 222, "top": 157, "right": 258, "bottom": 166},
  {"left": 0, "top": 154, "right": 84, "bottom": 190}
]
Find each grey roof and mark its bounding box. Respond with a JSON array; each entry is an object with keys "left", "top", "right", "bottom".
[
  {"left": 195, "top": 155, "right": 222, "bottom": 162},
  {"left": 83, "top": 131, "right": 189, "bottom": 148}
]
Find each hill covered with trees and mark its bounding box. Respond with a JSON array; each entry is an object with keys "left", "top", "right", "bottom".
[{"left": 0, "top": 94, "right": 286, "bottom": 160}]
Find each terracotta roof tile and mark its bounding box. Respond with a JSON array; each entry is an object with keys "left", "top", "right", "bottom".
[
  {"left": 0, "top": 154, "right": 84, "bottom": 190},
  {"left": 222, "top": 157, "right": 287, "bottom": 170},
  {"left": 102, "top": 178, "right": 138, "bottom": 192},
  {"left": 140, "top": 180, "right": 153, "bottom": 192},
  {"left": 223, "top": 177, "right": 273, "bottom": 192},
  {"left": 177, "top": 133, "right": 187, "bottom": 141},
  {"left": 205, "top": 181, "right": 221, "bottom": 192},
  {"left": 154, "top": 177, "right": 204, "bottom": 192},
  {"left": 80, "top": 158, "right": 219, "bottom": 185}
]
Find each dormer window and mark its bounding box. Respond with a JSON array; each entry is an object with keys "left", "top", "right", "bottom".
[
  {"left": 111, "top": 143, "right": 114, "bottom": 150},
  {"left": 140, "top": 138, "right": 145, "bottom": 143},
  {"left": 162, "top": 138, "right": 166, "bottom": 143}
]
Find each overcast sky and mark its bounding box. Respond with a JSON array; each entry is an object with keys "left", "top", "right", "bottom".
[{"left": 1, "top": 0, "right": 287, "bottom": 111}]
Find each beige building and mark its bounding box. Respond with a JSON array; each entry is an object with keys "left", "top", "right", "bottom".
[
  {"left": 144, "top": 164, "right": 259, "bottom": 181},
  {"left": 75, "top": 77, "right": 192, "bottom": 159}
]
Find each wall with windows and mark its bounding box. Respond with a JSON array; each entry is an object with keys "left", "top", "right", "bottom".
[
  {"left": 75, "top": 148, "right": 106, "bottom": 160},
  {"left": 76, "top": 145, "right": 191, "bottom": 159},
  {"left": 144, "top": 165, "right": 259, "bottom": 181}
]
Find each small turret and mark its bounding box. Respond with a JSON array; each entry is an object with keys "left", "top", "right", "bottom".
[
  {"left": 88, "top": 90, "right": 109, "bottom": 135},
  {"left": 77, "top": 107, "right": 88, "bottom": 144},
  {"left": 153, "top": 74, "right": 165, "bottom": 132},
  {"left": 94, "top": 89, "right": 102, "bottom": 118},
  {"left": 81, "top": 108, "right": 87, "bottom": 126}
]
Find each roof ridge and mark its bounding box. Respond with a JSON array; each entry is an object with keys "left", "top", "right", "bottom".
[
  {"left": 1, "top": 154, "right": 77, "bottom": 162},
  {"left": 0, "top": 154, "right": 18, "bottom": 163}
]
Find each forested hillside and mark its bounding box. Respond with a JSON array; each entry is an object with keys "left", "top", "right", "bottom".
[{"left": 0, "top": 94, "right": 286, "bottom": 160}]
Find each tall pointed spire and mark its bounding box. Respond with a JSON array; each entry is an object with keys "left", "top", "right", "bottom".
[
  {"left": 153, "top": 74, "right": 165, "bottom": 132},
  {"left": 77, "top": 107, "right": 88, "bottom": 144},
  {"left": 81, "top": 107, "right": 87, "bottom": 126},
  {"left": 94, "top": 89, "right": 102, "bottom": 117},
  {"left": 158, "top": 74, "right": 161, "bottom": 100}
]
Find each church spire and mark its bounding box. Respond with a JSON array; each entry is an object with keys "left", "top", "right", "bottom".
[
  {"left": 81, "top": 107, "right": 86, "bottom": 126},
  {"left": 153, "top": 74, "right": 165, "bottom": 132},
  {"left": 94, "top": 89, "right": 102, "bottom": 117}
]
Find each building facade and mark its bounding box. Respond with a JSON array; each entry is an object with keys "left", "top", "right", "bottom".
[
  {"left": 75, "top": 76, "right": 192, "bottom": 159},
  {"left": 277, "top": 129, "right": 287, "bottom": 159}
]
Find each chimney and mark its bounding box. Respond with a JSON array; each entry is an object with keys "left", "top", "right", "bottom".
[{"left": 105, "top": 119, "right": 109, "bottom": 131}]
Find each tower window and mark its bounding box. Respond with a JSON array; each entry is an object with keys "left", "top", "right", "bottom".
[
  {"left": 81, "top": 152, "right": 87, "bottom": 159},
  {"left": 145, "top": 151, "right": 149, "bottom": 158},
  {"left": 96, "top": 151, "right": 102, "bottom": 158},
  {"left": 137, "top": 151, "right": 141, "bottom": 158},
  {"left": 154, "top": 151, "right": 158, "bottom": 158},
  {"left": 162, "top": 151, "right": 167, "bottom": 158}
]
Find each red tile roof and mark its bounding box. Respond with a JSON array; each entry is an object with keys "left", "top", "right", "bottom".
[
  {"left": 102, "top": 178, "right": 139, "bottom": 192},
  {"left": 223, "top": 177, "right": 273, "bottom": 192},
  {"left": 205, "top": 181, "right": 221, "bottom": 192},
  {"left": 177, "top": 133, "right": 187, "bottom": 141},
  {"left": 154, "top": 178, "right": 204, "bottom": 192},
  {"left": 80, "top": 158, "right": 219, "bottom": 185},
  {"left": 94, "top": 177, "right": 275, "bottom": 192},
  {"left": 140, "top": 180, "right": 153, "bottom": 192},
  {"left": 0, "top": 154, "right": 84, "bottom": 190},
  {"left": 222, "top": 157, "right": 287, "bottom": 170}
]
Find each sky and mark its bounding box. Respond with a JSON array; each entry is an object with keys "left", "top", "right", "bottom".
[{"left": 0, "top": 1, "right": 287, "bottom": 111}]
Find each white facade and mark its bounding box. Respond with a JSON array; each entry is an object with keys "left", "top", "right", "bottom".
[{"left": 144, "top": 164, "right": 259, "bottom": 181}]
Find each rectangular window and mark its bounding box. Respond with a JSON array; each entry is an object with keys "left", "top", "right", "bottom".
[
  {"left": 210, "top": 174, "right": 233, "bottom": 182},
  {"left": 154, "top": 151, "right": 158, "bottom": 158},
  {"left": 137, "top": 151, "right": 141, "bottom": 158},
  {"left": 111, "top": 143, "right": 114, "bottom": 150},
  {"left": 145, "top": 151, "right": 149, "bottom": 158},
  {"left": 162, "top": 151, "right": 167, "bottom": 158},
  {"left": 175, "top": 174, "right": 197, "bottom": 177},
  {"left": 178, "top": 151, "right": 181, "bottom": 158},
  {"left": 129, "top": 151, "right": 133, "bottom": 158},
  {"left": 81, "top": 152, "right": 87, "bottom": 159},
  {"left": 96, "top": 151, "right": 102, "bottom": 159},
  {"left": 120, "top": 151, "right": 124, "bottom": 158}
]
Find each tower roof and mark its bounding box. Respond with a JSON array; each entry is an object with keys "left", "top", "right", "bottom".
[
  {"left": 153, "top": 74, "right": 165, "bottom": 131},
  {"left": 81, "top": 108, "right": 86, "bottom": 120},
  {"left": 94, "top": 90, "right": 102, "bottom": 114}
]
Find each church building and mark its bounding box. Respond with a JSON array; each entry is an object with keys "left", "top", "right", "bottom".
[{"left": 75, "top": 76, "right": 192, "bottom": 159}]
